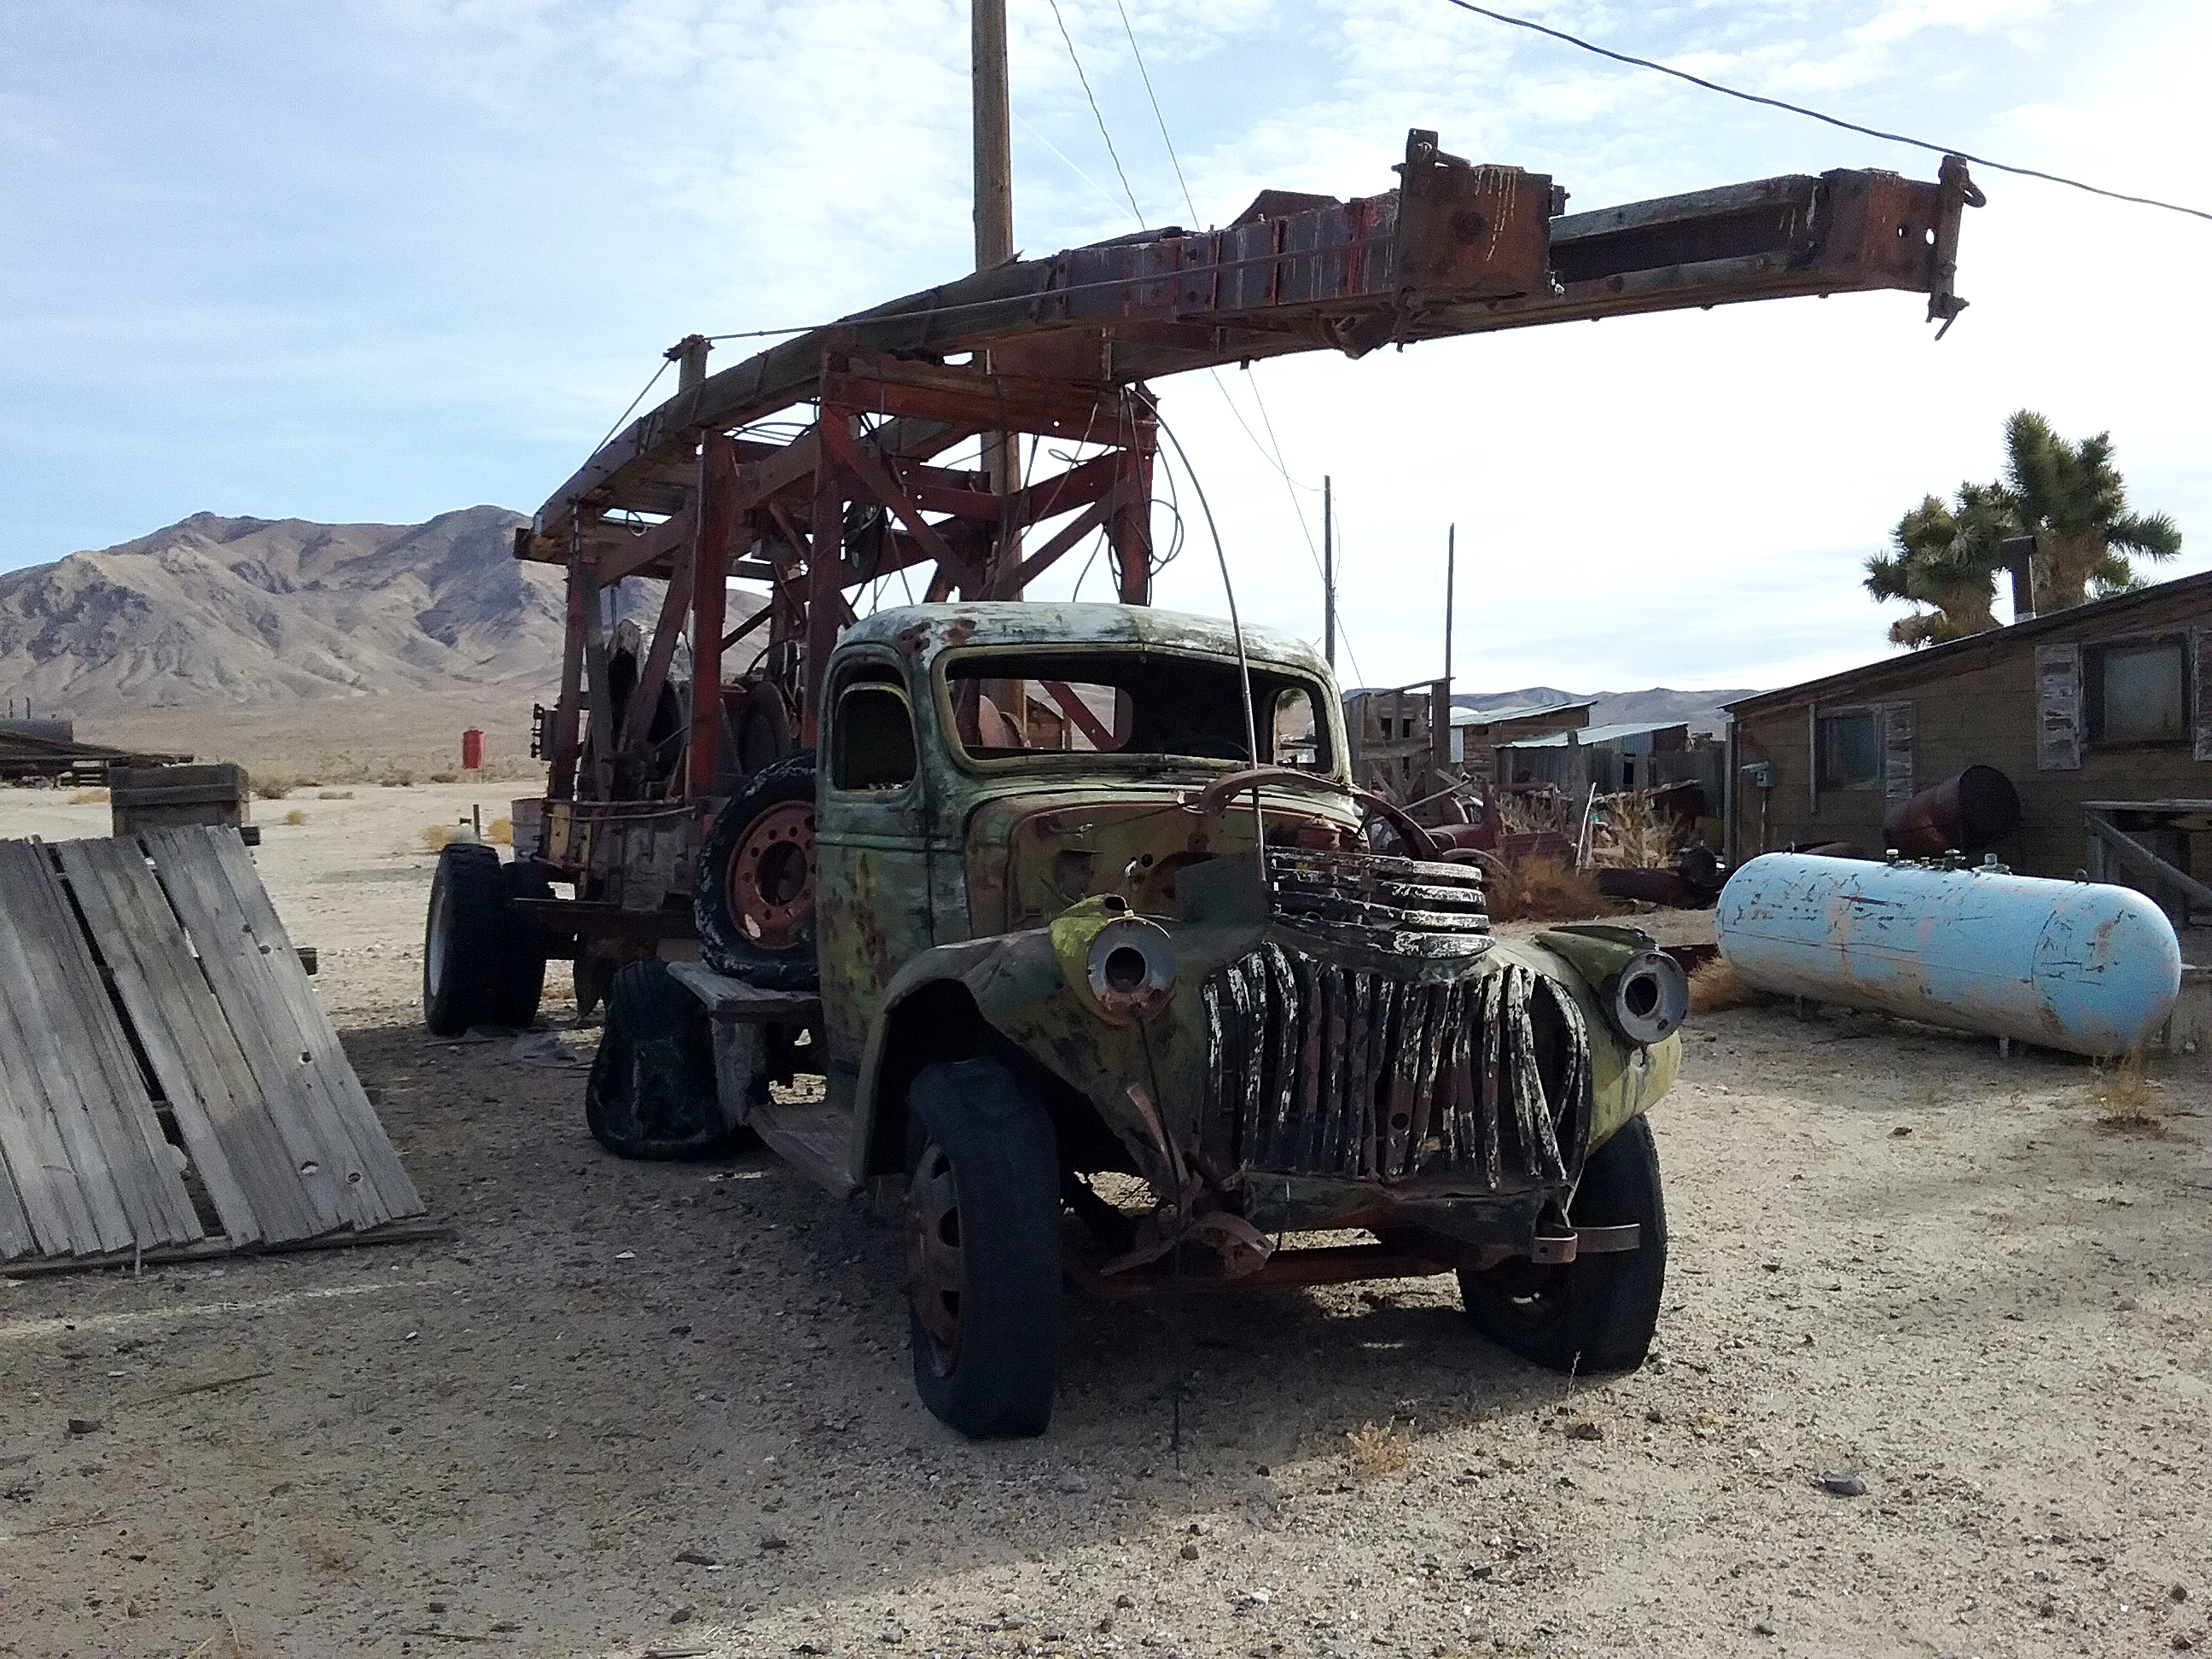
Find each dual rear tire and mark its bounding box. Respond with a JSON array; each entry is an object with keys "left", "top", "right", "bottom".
[{"left": 422, "top": 844, "right": 550, "bottom": 1036}]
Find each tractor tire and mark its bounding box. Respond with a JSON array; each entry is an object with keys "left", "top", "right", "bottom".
[
  {"left": 585, "top": 958, "right": 752, "bottom": 1160},
  {"left": 903, "top": 1058, "right": 1062, "bottom": 1440},
  {"left": 1458, "top": 1113, "right": 1667, "bottom": 1374},
  {"left": 424, "top": 843, "right": 527, "bottom": 1036},
  {"left": 694, "top": 752, "right": 818, "bottom": 991},
  {"left": 495, "top": 857, "right": 553, "bottom": 1030}
]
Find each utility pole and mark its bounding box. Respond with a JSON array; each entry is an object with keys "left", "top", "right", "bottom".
[
  {"left": 1322, "top": 474, "right": 1336, "bottom": 672},
  {"left": 1443, "top": 523, "right": 1455, "bottom": 685},
  {"left": 972, "top": 0, "right": 1022, "bottom": 599}
]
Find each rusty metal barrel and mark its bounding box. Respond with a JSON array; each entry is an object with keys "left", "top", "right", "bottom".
[
  {"left": 1882, "top": 765, "right": 2020, "bottom": 858},
  {"left": 1715, "top": 853, "right": 2181, "bottom": 1056}
]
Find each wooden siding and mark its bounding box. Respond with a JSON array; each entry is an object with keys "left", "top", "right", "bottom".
[{"left": 1730, "top": 585, "right": 2212, "bottom": 881}]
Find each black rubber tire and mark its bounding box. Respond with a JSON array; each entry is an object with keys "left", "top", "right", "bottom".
[
  {"left": 1458, "top": 1113, "right": 1667, "bottom": 1374},
  {"left": 736, "top": 680, "right": 795, "bottom": 777},
  {"left": 585, "top": 958, "right": 751, "bottom": 1160},
  {"left": 423, "top": 843, "right": 509, "bottom": 1036},
  {"left": 493, "top": 858, "right": 552, "bottom": 1030},
  {"left": 904, "top": 1058, "right": 1062, "bottom": 1440},
  {"left": 694, "top": 752, "right": 818, "bottom": 991}
]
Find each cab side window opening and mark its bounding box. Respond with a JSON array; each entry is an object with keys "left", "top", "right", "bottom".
[{"left": 834, "top": 683, "right": 917, "bottom": 791}]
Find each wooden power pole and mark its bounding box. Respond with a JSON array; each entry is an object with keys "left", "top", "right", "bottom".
[{"left": 971, "top": 0, "right": 1022, "bottom": 599}]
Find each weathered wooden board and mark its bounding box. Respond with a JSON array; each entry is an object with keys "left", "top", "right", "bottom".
[
  {"left": 0, "top": 827, "right": 422, "bottom": 1266},
  {"left": 0, "top": 839, "right": 203, "bottom": 1261},
  {"left": 143, "top": 827, "right": 422, "bottom": 1228}
]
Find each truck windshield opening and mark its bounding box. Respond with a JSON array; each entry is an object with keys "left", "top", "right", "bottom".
[{"left": 940, "top": 650, "right": 1331, "bottom": 771}]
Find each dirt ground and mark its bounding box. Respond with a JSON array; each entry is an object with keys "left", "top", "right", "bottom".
[{"left": 2, "top": 783, "right": 2208, "bottom": 1659}]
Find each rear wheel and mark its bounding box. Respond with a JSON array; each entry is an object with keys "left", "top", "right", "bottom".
[
  {"left": 585, "top": 958, "right": 752, "bottom": 1160},
  {"left": 695, "top": 754, "right": 818, "bottom": 990},
  {"left": 1458, "top": 1113, "right": 1667, "bottom": 1374},
  {"left": 904, "top": 1059, "right": 1062, "bottom": 1439},
  {"left": 424, "top": 843, "right": 543, "bottom": 1035}
]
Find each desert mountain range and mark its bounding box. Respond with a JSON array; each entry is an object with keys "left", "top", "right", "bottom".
[
  {"left": 0, "top": 507, "right": 562, "bottom": 717},
  {"left": 0, "top": 510, "right": 1761, "bottom": 740}
]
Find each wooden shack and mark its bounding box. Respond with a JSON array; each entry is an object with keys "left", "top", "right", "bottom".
[
  {"left": 1448, "top": 697, "right": 1592, "bottom": 783},
  {"left": 1724, "top": 570, "right": 2212, "bottom": 894}
]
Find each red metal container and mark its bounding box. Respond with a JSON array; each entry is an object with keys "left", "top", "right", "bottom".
[{"left": 461, "top": 728, "right": 485, "bottom": 771}]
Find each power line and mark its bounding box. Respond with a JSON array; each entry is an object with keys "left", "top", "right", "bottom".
[
  {"left": 1114, "top": 0, "right": 1198, "bottom": 225},
  {"left": 1046, "top": 0, "right": 1146, "bottom": 228},
  {"left": 1439, "top": 0, "right": 2212, "bottom": 224}
]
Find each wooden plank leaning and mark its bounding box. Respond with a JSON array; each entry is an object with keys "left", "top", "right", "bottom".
[
  {"left": 10, "top": 841, "right": 203, "bottom": 1250},
  {"left": 193, "top": 827, "right": 422, "bottom": 1219},
  {"left": 147, "top": 829, "right": 420, "bottom": 1225},
  {"left": 0, "top": 840, "right": 136, "bottom": 1256},
  {"left": 135, "top": 829, "right": 385, "bottom": 1233},
  {"left": 51, "top": 836, "right": 292, "bottom": 1244}
]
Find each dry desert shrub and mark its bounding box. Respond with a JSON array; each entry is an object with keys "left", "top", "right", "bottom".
[
  {"left": 1487, "top": 855, "right": 1612, "bottom": 923},
  {"left": 428, "top": 770, "right": 461, "bottom": 783},
  {"left": 67, "top": 787, "right": 109, "bottom": 805},
  {"left": 1345, "top": 1419, "right": 1416, "bottom": 1479},
  {"left": 417, "top": 824, "right": 457, "bottom": 853},
  {"left": 281, "top": 808, "right": 307, "bottom": 827},
  {"left": 2092, "top": 1050, "right": 2164, "bottom": 1133},
  {"left": 487, "top": 816, "right": 515, "bottom": 846},
  {"left": 251, "top": 771, "right": 298, "bottom": 800},
  {"left": 1588, "top": 789, "right": 1679, "bottom": 869},
  {"left": 316, "top": 789, "right": 353, "bottom": 800},
  {"left": 1689, "top": 956, "right": 1767, "bottom": 1014}
]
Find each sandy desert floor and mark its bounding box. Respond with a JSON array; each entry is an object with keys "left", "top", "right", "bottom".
[{"left": 0, "top": 783, "right": 2207, "bottom": 1659}]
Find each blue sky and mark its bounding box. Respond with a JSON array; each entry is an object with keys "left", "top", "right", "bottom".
[{"left": 5, "top": 0, "right": 2208, "bottom": 691}]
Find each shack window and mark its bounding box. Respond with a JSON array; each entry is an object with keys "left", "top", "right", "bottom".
[
  {"left": 942, "top": 650, "right": 1332, "bottom": 771},
  {"left": 2087, "top": 639, "right": 2190, "bottom": 746},
  {"left": 1816, "top": 711, "right": 1881, "bottom": 791},
  {"left": 832, "top": 683, "right": 917, "bottom": 791}
]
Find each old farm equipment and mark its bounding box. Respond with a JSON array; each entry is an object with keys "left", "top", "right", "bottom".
[{"left": 424, "top": 132, "right": 1977, "bottom": 1435}]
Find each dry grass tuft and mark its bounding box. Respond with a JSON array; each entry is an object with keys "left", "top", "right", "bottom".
[
  {"left": 251, "top": 771, "right": 297, "bottom": 800},
  {"left": 1345, "top": 1419, "right": 1416, "bottom": 1479},
  {"left": 428, "top": 770, "right": 461, "bottom": 784},
  {"left": 1689, "top": 956, "right": 1767, "bottom": 1014},
  {"left": 67, "top": 787, "right": 110, "bottom": 805},
  {"left": 417, "top": 824, "right": 457, "bottom": 853},
  {"left": 487, "top": 816, "right": 515, "bottom": 846},
  {"left": 301, "top": 1537, "right": 353, "bottom": 1579},
  {"left": 281, "top": 808, "right": 308, "bottom": 827},
  {"left": 316, "top": 789, "right": 354, "bottom": 800},
  {"left": 2092, "top": 1050, "right": 2165, "bottom": 1133},
  {"left": 1487, "top": 855, "right": 1613, "bottom": 923},
  {"left": 1588, "top": 789, "right": 1679, "bottom": 869}
]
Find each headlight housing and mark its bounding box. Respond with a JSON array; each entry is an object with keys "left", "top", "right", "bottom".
[
  {"left": 1084, "top": 912, "right": 1177, "bottom": 1023},
  {"left": 1606, "top": 950, "right": 1688, "bottom": 1045}
]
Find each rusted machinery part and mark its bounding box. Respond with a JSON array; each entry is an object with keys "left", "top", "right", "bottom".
[
  {"left": 694, "top": 755, "right": 820, "bottom": 990},
  {"left": 734, "top": 679, "right": 796, "bottom": 777},
  {"left": 1882, "top": 765, "right": 2022, "bottom": 859},
  {"left": 1192, "top": 765, "right": 1348, "bottom": 818},
  {"left": 1352, "top": 788, "right": 1441, "bottom": 862},
  {"left": 729, "top": 800, "right": 817, "bottom": 952}
]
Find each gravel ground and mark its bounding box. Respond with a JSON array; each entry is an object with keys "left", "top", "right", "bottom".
[{"left": 1, "top": 785, "right": 2207, "bottom": 1659}]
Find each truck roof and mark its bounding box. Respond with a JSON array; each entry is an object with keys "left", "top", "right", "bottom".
[{"left": 844, "top": 602, "right": 1332, "bottom": 680}]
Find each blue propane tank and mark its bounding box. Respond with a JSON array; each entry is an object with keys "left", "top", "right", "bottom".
[{"left": 1715, "top": 853, "right": 2182, "bottom": 1057}]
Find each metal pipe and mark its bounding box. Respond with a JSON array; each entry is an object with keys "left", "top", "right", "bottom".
[{"left": 1716, "top": 853, "right": 2183, "bottom": 1057}]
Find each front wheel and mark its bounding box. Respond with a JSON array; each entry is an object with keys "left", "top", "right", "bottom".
[
  {"left": 905, "top": 1059, "right": 1062, "bottom": 1439},
  {"left": 1458, "top": 1113, "right": 1667, "bottom": 1374}
]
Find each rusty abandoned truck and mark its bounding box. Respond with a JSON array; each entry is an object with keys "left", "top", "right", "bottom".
[{"left": 417, "top": 132, "right": 1975, "bottom": 1435}]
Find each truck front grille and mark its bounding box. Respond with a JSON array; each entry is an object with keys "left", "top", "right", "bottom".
[
  {"left": 1202, "top": 946, "right": 1589, "bottom": 1188},
  {"left": 1266, "top": 847, "right": 1493, "bottom": 958}
]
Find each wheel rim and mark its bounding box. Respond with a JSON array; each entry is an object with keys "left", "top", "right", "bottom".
[
  {"left": 906, "top": 1139, "right": 964, "bottom": 1378},
  {"left": 726, "top": 800, "right": 815, "bottom": 949}
]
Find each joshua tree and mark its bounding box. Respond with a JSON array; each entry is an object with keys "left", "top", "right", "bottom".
[
  {"left": 2000, "top": 410, "right": 2181, "bottom": 610},
  {"left": 1866, "top": 410, "right": 2181, "bottom": 643},
  {"left": 1863, "top": 481, "right": 2017, "bottom": 649}
]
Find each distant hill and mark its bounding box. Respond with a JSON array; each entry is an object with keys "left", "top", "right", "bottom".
[
  {"left": 1452, "top": 685, "right": 1761, "bottom": 736},
  {"left": 0, "top": 508, "right": 567, "bottom": 716}
]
